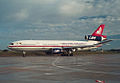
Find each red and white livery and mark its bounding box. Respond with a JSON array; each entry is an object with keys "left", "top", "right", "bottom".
[{"left": 8, "top": 24, "right": 112, "bottom": 56}]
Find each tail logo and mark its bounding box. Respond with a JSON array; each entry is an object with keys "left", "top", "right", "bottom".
[{"left": 96, "top": 27, "right": 102, "bottom": 35}]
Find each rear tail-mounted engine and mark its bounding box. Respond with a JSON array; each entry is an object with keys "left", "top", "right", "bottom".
[{"left": 85, "top": 35, "right": 107, "bottom": 41}]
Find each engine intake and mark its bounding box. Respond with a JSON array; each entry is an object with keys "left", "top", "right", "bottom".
[{"left": 51, "top": 48, "right": 63, "bottom": 54}]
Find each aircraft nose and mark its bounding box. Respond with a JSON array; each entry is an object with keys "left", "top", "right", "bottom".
[
  {"left": 8, "top": 43, "right": 14, "bottom": 49},
  {"left": 8, "top": 45, "right": 11, "bottom": 49}
]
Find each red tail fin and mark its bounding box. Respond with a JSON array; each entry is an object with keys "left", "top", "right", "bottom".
[{"left": 92, "top": 24, "right": 105, "bottom": 36}]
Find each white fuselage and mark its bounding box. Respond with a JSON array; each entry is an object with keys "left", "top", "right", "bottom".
[{"left": 8, "top": 40, "right": 100, "bottom": 51}]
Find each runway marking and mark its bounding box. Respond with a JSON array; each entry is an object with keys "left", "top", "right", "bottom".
[
  {"left": 44, "top": 73, "right": 54, "bottom": 75},
  {"left": 52, "top": 57, "right": 120, "bottom": 75},
  {"left": 52, "top": 57, "right": 90, "bottom": 70},
  {"left": 52, "top": 57, "right": 64, "bottom": 69}
]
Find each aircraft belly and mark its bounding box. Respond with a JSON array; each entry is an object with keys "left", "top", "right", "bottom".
[
  {"left": 9, "top": 47, "right": 61, "bottom": 51},
  {"left": 77, "top": 46, "right": 98, "bottom": 51}
]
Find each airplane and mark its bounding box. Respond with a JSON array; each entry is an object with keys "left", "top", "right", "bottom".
[{"left": 8, "top": 24, "right": 112, "bottom": 57}]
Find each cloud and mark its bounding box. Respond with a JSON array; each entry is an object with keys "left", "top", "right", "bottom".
[
  {"left": 58, "top": 0, "right": 120, "bottom": 17},
  {"left": 59, "top": 0, "right": 93, "bottom": 16},
  {"left": 13, "top": 9, "right": 29, "bottom": 21},
  {"left": 28, "top": 0, "right": 57, "bottom": 4},
  {"left": 78, "top": 15, "right": 120, "bottom": 24},
  {"left": 5, "top": 8, "right": 29, "bottom": 22}
]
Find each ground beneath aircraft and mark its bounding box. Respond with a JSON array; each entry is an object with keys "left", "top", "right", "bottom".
[{"left": 0, "top": 54, "right": 120, "bottom": 83}]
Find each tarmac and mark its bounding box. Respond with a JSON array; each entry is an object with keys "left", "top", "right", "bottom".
[{"left": 0, "top": 54, "right": 120, "bottom": 83}]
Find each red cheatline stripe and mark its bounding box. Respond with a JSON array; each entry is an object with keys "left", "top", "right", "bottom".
[
  {"left": 96, "top": 45, "right": 102, "bottom": 47},
  {"left": 8, "top": 45, "right": 72, "bottom": 47}
]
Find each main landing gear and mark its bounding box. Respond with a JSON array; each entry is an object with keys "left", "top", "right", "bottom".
[{"left": 62, "top": 50, "right": 74, "bottom": 56}]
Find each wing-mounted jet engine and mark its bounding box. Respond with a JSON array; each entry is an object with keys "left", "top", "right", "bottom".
[{"left": 51, "top": 48, "right": 63, "bottom": 54}]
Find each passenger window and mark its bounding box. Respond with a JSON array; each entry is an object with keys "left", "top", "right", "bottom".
[{"left": 19, "top": 42, "right": 22, "bottom": 44}]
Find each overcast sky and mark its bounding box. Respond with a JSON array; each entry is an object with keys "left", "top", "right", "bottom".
[{"left": 0, "top": 0, "right": 120, "bottom": 49}]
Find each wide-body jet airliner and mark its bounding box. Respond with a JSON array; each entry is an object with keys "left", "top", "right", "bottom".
[{"left": 8, "top": 24, "right": 112, "bottom": 56}]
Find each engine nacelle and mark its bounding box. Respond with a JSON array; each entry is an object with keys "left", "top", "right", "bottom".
[
  {"left": 85, "top": 35, "right": 106, "bottom": 41},
  {"left": 51, "top": 48, "right": 63, "bottom": 54}
]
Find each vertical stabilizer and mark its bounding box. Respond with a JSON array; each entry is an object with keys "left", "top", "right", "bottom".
[{"left": 92, "top": 24, "right": 105, "bottom": 36}]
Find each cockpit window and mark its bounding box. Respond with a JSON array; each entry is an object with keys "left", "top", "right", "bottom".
[
  {"left": 10, "top": 43, "right": 14, "bottom": 45},
  {"left": 10, "top": 42, "right": 22, "bottom": 45}
]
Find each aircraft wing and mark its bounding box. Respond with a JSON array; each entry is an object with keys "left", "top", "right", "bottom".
[
  {"left": 94, "top": 39, "right": 112, "bottom": 45},
  {"left": 62, "top": 40, "right": 112, "bottom": 50}
]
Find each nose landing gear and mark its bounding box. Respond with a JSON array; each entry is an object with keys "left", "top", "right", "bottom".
[{"left": 22, "top": 51, "right": 26, "bottom": 57}]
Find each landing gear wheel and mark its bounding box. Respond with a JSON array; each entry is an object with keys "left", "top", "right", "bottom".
[
  {"left": 61, "top": 50, "right": 74, "bottom": 56},
  {"left": 68, "top": 50, "right": 73, "bottom": 56},
  {"left": 70, "top": 53, "right": 73, "bottom": 56}
]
